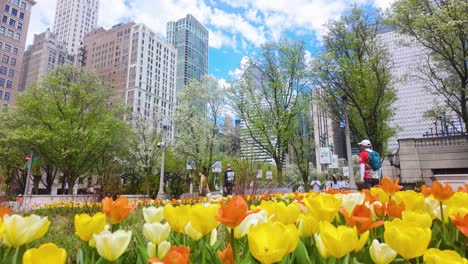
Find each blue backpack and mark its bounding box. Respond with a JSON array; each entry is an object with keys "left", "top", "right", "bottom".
[{"left": 366, "top": 150, "right": 382, "bottom": 170}]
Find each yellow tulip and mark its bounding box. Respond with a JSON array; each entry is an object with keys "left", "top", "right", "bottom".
[
  {"left": 425, "top": 197, "right": 449, "bottom": 222},
  {"left": 143, "top": 206, "right": 164, "bottom": 223},
  {"left": 369, "top": 239, "right": 397, "bottom": 264},
  {"left": 402, "top": 210, "right": 432, "bottom": 228},
  {"left": 190, "top": 203, "right": 220, "bottom": 235},
  {"left": 314, "top": 233, "right": 329, "bottom": 259},
  {"left": 303, "top": 194, "right": 341, "bottom": 222},
  {"left": 143, "top": 222, "right": 171, "bottom": 245},
  {"left": 184, "top": 222, "right": 203, "bottom": 241},
  {"left": 370, "top": 187, "right": 389, "bottom": 203},
  {"left": 3, "top": 214, "right": 51, "bottom": 248},
  {"left": 148, "top": 242, "right": 157, "bottom": 258},
  {"left": 258, "top": 200, "right": 300, "bottom": 225},
  {"left": 93, "top": 230, "right": 132, "bottom": 262},
  {"left": 147, "top": 241, "right": 171, "bottom": 259},
  {"left": 393, "top": 190, "right": 425, "bottom": 211},
  {"left": 337, "top": 192, "right": 365, "bottom": 215},
  {"left": 384, "top": 219, "right": 431, "bottom": 260},
  {"left": 23, "top": 243, "right": 66, "bottom": 264},
  {"left": 319, "top": 221, "right": 363, "bottom": 259},
  {"left": 297, "top": 213, "right": 319, "bottom": 237},
  {"left": 234, "top": 210, "right": 268, "bottom": 239},
  {"left": 163, "top": 204, "right": 190, "bottom": 233},
  {"left": 210, "top": 228, "right": 217, "bottom": 246},
  {"left": 423, "top": 248, "right": 468, "bottom": 264},
  {"left": 445, "top": 192, "right": 468, "bottom": 217},
  {"left": 248, "top": 221, "right": 298, "bottom": 264},
  {"left": 74, "top": 212, "right": 106, "bottom": 242}
]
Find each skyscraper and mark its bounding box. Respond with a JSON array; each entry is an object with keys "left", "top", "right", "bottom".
[
  {"left": 0, "top": 0, "right": 36, "bottom": 106},
  {"left": 82, "top": 22, "right": 177, "bottom": 138},
  {"left": 53, "top": 0, "right": 99, "bottom": 55},
  {"left": 167, "top": 14, "right": 208, "bottom": 94},
  {"left": 19, "top": 29, "right": 74, "bottom": 91}
]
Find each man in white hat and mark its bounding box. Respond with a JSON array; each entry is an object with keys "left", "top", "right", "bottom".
[{"left": 358, "top": 139, "right": 380, "bottom": 188}]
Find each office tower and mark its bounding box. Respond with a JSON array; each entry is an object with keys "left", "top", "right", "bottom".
[
  {"left": 82, "top": 22, "right": 177, "bottom": 138},
  {"left": 19, "top": 29, "right": 74, "bottom": 91},
  {"left": 53, "top": 0, "right": 99, "bottom": 55},
  {"left": 0, "top": 0, "right": 35, "bottom": 106},
  {"left": 167, "top": 14, "right": 208, "bottom": 94},
  {"left": 378, "top": 30, "right": 456, "bottom": 152}
]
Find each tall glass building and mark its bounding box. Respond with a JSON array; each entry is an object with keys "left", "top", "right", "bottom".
[{"left": 167, "top": 14, "right": 208, "bottom": 94}]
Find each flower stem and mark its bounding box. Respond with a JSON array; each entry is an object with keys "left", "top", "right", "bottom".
[
  {"left": 439, "top": 201, "right": 447, "bottom": 240},
  {"left": 202, "top": 236, "right": 207, "bottom": 264},
  {"left": 230, "top": 228, "right": 238, "bottom": 263}
]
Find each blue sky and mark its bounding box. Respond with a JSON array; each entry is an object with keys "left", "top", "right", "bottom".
[{"left": 27, "top": 0, "right": 395, "bottom": 82}]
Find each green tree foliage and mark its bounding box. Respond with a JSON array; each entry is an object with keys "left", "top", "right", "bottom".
[
  {"left": 174, "top": 76, "right": 226, "bottom": 185},
  {"left": 289, "top": 94, "right": 315, "bottom": 188},
  {"left": 232, "top": 40, "right": 312, "bottom": 184},
  {"left": 313, "top": 7, "right": 397, "bottom": 155},
  {"left": 387, "top": 0, "right": 468, "bottom": 134},
  {"left": 10, "top": 65, "right": 129, "bottom": 194}
]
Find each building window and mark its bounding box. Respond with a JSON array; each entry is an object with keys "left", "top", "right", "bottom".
[
  {"left": 19, "top": 12, "right": 24, "bottom": 20},
  {"left": 4, "top": 5, "right": 10, "bottom": 12},
  {"left": 1, "top": 16, "right": 7, "bottom": 23},
  {"left": 13, "top": 0, "right": 19, "bottom": 6},
  {"left": 20, "top": 2, "right": 26, "bottom": 9},
  {"left": 3, "top": 44, "right": 10, "bottom": 52},
  {"left": 10, "top": 58, "right": 15, "bottom": 66},
  {"left": 0, "top": 26, "right": 4, "bottom": 34},
  {"left": 11, "top": 8, "right": 17, "bottom": 16},
  {"left": 7, "top": 30, "right": 13, "bottom": 38},
  {"left": 0, "top": 66, "right": 6, "bottom": 75},
  {"left": 0, "top": 78, "right": 4, "bottom": 86},
  {"left": 8, "top": 69, "right": 13, "bottom": 77},
  {"left": 9, "top": 19, "right": 15, "bottom": 27},
  {"left": 0, "top": 90, "right": 2, "bottom": 98},
  {"left": 14, "top": 33, "right": 19, "bottom": 40},
  {"left": 12, "top": 47, "right": 17, "bottom": 54},
  {"left": 6, "top": 80, "right": 12, "bottom": 88},
  {"left": 17, "top": 22, "right": 22, "bottom": 30},
  {"left": 4, "top": 92, "right": 9, "bottom": 100},
  {"left": 1, "top": 55, "right": 8, "bottom": 63}
]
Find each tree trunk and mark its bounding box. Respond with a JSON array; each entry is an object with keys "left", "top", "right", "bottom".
[{"left": 276, "top": 165, "right": 283, "bottom": 186}]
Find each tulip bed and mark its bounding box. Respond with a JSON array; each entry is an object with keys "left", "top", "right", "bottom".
[{"left": 0, "top": 177, "right": 467, "bottom": 264}]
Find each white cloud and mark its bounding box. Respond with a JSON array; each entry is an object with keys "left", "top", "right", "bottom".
[{"left": 27, "top": 0, "right": 397, "bottom": 51}]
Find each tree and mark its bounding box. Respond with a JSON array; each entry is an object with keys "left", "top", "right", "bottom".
[
  {"left": 387, "top": 0, "right": 468, "bottom": 134},
  {"left": 289, "top": 94, "right": 315, "bottom": 188},
  {"left": 232, "top": 40, "right": 312, "bottom": 184},
  {"left": 313, "top": 7, "right": 397, "bottom": 155},
  {"left": 174, "top": 76, "right": 226, "bottom": 186},
  {"left": 11, "top": 65, "right": 128, "bottom": 194},
  {"left": 128, "top": 113, "right": 163, "bottom": 196}
]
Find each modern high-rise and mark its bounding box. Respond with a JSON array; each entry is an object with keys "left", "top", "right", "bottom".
[
  {"left": 167, "top": 14, "right": 208, "bottom": 94},
  {"left": 0, "top": 0, "right": 36, "bottom": 106},
  {"left": 19, "top": 28, "right": 74, "bottom": 91},
  {"left": 53, "top": 0, "right": 99, "bottom": 55},
  {"left": 82, "top": 22, "right": 177, "bottom": 138},
  {"left": 379, "top": 30, "right": 454, "bottom": 152}
]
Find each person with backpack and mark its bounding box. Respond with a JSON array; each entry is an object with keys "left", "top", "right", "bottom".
[
  {"left": 358, "top": 139, "right": 382, "bottom": 188},
  {"left": 223, "top": 164, "right": 235, "bottom": 196}
]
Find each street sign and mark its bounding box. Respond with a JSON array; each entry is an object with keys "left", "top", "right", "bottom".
[
  {"left": 186, "top": 160, "right": 195, "bottom": 170},
  {"left": 319, "top": 147, "right": 331, "bottom": 164},
  {"left": 329, "top": 154, "right": 339, "bottom": 169},
  {"left": 266, "top": 171, "right": 273, "bottom": 180},
  {"left": 343, "top": 166, "right": 349, "bottom": 177},
  {"left": 212, "top": 161, "right": 222, "bottom": 173},
  {"left": 256, "top": 169, "right": 263, "bottom": 179}
]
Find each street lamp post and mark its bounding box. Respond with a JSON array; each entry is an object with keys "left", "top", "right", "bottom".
[
  {"left": 157, "top": 119, "right": 170, "bottom": 199},
  {"left": 343, "top": 96, "right": 357, "bottom": 190},
  {"left": 24, "top": 147, "right": 35, "bottom": 196}
]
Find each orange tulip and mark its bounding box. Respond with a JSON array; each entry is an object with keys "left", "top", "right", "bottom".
[
  {"left": 324, "top": 188, "right": 340, "bottom": 194},
  {"left": 372, "top": 202, "right": 386, "bottom": 219},
  {"left": 421, "top": 185, "right": 432, "bottom": 197},
  {"left": 0, "top": 205, "right": 12, "bottom": 218},
  {"left": 362, "top": 189, "right": 379, "bottom": 203},
  {"left": 386, "top": 200, "right": 405, "bottom": 219},
  {"left": 340, "top": 204, "right": 384, "bottom": 234},
  {"left": 431, "top": 181, "right": 454, "bottom": 201},
  {"left": 451, "top": 213, "right": 468, "bottom": 236},
  {"left": 216, "top": 196, "right": 257, "bottom": 228},
  {"left": 163, "top": 246, "right": 190, "bottom": 264},
  {"left": 457, "top": 184, "right": 468, "bottom": 193},
  {"left": 378, "top": 177, "right": 402, "bottom": 196},
  {"left": 217, "top": 243, "right": 234, "bottom": 264},
  {"left": 101, "top": 196, "right": 136, "bottom": 224}
]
